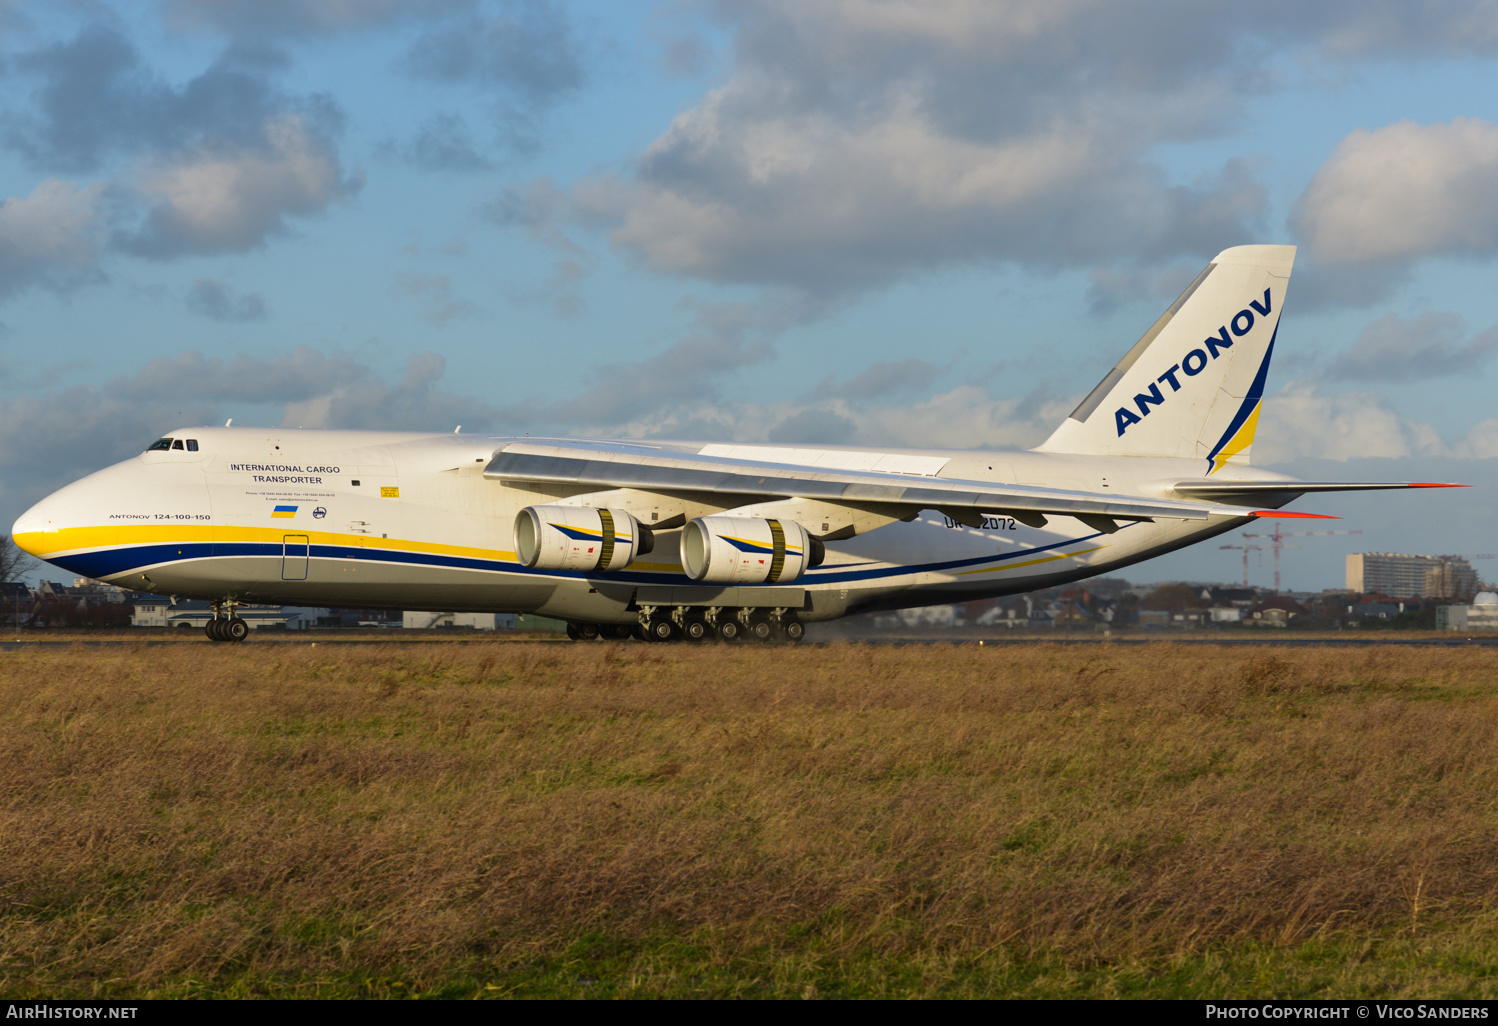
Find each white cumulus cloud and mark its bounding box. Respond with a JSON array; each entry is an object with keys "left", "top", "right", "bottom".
[{"left": 1295, "top": 118, "right": 1498, "bottom": 265}]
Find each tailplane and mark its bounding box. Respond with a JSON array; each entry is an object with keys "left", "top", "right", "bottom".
[{"left": 1037, "top": 244, "right": 1295, "bottom": 473}]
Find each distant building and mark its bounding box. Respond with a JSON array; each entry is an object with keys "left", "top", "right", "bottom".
[
  {"left": 403, "top": 611, "right": 506, "bottom": 630},
  {"left": 131, "top": 596, "right": 287, "bottom": 629},
  {"left": 1347, "top": 553, "right": 1477, "bottom": 600},
  {"left": 1437, "top": 592, "right": 1498, "bottom": 631}
]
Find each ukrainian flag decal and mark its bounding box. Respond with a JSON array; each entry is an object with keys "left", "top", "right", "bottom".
[{"left": 271, "top": 505, "right": 298, "bottom": 518}]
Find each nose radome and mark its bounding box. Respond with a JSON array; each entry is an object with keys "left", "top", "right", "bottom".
[{"left": 12, "top": 495, "right": 61, "bottom": 557}]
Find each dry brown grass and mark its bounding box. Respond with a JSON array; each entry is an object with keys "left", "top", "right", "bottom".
[{"left": 3, "top": 640, "right": 1498, "bottom": 997}]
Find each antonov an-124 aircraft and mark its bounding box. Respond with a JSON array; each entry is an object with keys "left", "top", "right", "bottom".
[{"left": 13, "top": 245, "right": 1459, "bottom": 642}]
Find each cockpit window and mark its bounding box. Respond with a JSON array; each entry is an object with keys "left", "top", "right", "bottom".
[
  {"left": 186, "top": 439, "right": 199, "bottom": 451},
  {"left": 146, "top": 438, "right": 173, "bottom": 451},
  {"left": 171, "top": 439, "right": 185, "bottom": 450}
]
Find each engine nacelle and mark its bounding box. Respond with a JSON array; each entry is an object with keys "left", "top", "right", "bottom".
[
  {"left": 680, "top": 516, "right": 822, "bottom": 585},
  {"left": 514, "top": 506, "right": 650, "bottom": 572}
]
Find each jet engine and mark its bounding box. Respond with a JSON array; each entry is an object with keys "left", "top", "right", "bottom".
[
  {"left": 680, "top": 516, "right": 823, "bottom": 585},
  {"left": 514, "top": 505, "right": 651, "bottom": 572}
]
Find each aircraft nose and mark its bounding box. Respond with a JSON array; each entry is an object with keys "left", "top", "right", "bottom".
[{"left": 12, "top": 493, "right": 62, "bottom": 558}]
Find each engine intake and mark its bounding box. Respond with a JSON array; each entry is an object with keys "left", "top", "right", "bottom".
[
  {"left": 681, "top": 516, "right": 822, "bottom": 585},
  {"left": 515, "top": 505, "right": 650, "bottom": 572}
]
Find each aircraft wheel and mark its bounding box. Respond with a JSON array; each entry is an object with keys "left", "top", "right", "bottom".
[
  {"left": 601, "top": 624, "right": 633, "bottom": 640},
  {"left": 647, "top": 618, "right": 675, "bottom": 642},
  {"left": 578, "top": 622, "right": 601, "bottom": 641},
  {"left": 205, "top": 619, "right": 224, "bottom": 641},
  {"left": 716, "top": 619, "right": 741, "bottom": 643},
  {"left": 630, "top": 623, "right": 647, "bottom": 641},
  {"left": 682, "top": 618, "right": 709, "bottom": 642},
  {"left": 226, "top": 617, "right": 249, "bottom": 642},
  {"left": 747, "top": 618, "right": 775, "bottom": 643},
  {"left": 783, "top": 620, "right": 806, "bottom": 643},
  {"left": 565, "top": 622, "right": 582, "bottom": 641}
]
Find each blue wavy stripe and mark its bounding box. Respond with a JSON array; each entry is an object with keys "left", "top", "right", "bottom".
[
  {"left": 1204, "top": 322, "right": 1277, "bottom": 469},
  {"left": 46, "top": 529, "right": 1111, "bottom": 588}
]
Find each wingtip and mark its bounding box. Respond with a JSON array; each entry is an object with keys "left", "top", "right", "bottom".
[
  {"left": 1251, "top": 510, "right": 1339, "bottom": 519},
  {"left": 1409, "top": 482, "right": 1468, "bottom": 488}
]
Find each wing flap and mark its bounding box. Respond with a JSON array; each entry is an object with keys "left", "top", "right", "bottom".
[{"left": 486, "top": 441, "right": 1248, "bottom": 523}]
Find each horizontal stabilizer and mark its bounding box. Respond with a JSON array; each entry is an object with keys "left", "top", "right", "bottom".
[
  {"left": 487, "top": 440, "right": 1259, "bottom": 524},
  {"left": 1248, "top": 510, "right": 1338, "bottom": 519}
]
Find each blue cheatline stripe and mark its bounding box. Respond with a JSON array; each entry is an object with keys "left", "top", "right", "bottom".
[
  {"left": 1203, "top": 322, "right": 1277, "bottom": 471},
  {"left": 550, "top": 523, "right": 602, "bottom": 541},
  {"left": 43, "top": 527, "right": 1116, "bottom": 588}
]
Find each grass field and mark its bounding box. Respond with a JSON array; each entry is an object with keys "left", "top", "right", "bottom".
[{"left": 3, "top": 639, "right": 1497, "bottom": 998}]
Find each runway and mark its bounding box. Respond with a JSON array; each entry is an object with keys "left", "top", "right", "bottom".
[{"left": 3, "top": 632, "right": 1498, "bottom": 650}]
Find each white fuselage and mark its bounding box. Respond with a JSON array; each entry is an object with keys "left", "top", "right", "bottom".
[{"left": 13, "top": 427, "right": 1272, "bottom": 623}]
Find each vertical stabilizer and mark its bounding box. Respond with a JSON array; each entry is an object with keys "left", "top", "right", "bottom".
[{"left": 1037, "top": 244, "right": 1295, "bottom": 473}]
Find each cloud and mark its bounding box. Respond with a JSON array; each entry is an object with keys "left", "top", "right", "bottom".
[
  {"left": 118, "top": 114, "right": 358, "bottom": 258},
  {"left": 404, "top": 1, "right": 583, "bottom": 102},
  {"left": 523, "top": 1, "right": 1498, "bottom": 298},
  {"left": 105, "top": 346, "right": 369, "bottom": 404},
  {"left": 278, "top": 352, "right": 507, "bottom": 431},
  {"left": 5, "top": 26, "right": 358, "bottom": 259},
  {"left": 1086, "top": 263, "right": 1202, "bottom": 316},
  {"left": 1294, "top": 118, "right": 1498, "bottom": 266},
  {"left": 185, "top": 277, "right": 267, "bottom": 321},
  {"left": 821, "top": 358, "right": 939, "bottom": 400},
  {"left": 0, "top": 179, "right": 106, "bottom": 299},
  {"left": 1250, "top": 379, "right": 1498, "bottom": 462},
  {"left": 1325, "top": 312, "right": 1498, "bottom": 382},
  {"left": 391, "top": 271, "right": 479, "bottom": 325},
  {"left": 396, "top": 112, "right": 493, "bottom": 172},
  {"left": 6, "top": 26, "right": 303, "bottom": 174},
  {"left": 401, "top": 0, "right": 585, "bottom": 156},
  {"left": 163, "top": 0, "right": 469, "bottom": 37},
  {"left": 537, "top": 329, "right": 777, "bottom": 428}
]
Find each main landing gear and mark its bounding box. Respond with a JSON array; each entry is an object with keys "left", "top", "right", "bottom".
[
  {"left": 563, "top": 606, "right": 805, "bottom": 644},
  {"left": 205, "top": 600, "right": 249, "bottom": 643}
]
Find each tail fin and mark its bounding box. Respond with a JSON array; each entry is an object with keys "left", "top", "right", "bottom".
[{"left": 1037, "top": 244, "right": 1295, "bottom": 473}]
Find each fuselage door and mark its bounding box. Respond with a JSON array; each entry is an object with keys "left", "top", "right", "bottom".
[{"left": 282, "top": 534, "right": 310, "bottom": 580}]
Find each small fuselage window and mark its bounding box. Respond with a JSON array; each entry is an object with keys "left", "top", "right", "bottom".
[{"left": 146, "top": 438, "right": 173, "bottom": 451}]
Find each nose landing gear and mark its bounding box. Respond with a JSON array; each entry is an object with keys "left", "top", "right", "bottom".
[{"left": 205, "top": 601, "right": 249, "bottom": 643}]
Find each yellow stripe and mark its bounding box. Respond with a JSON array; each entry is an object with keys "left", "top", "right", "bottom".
[
  {"left": 955, "top": 546, "right": 1106, "bottom": 577},
  {"left": 1209, "top": 402, "right": 1261, "bottom": 474},
  {"left": 15, "top": 524, "right": 520, "bottom": 565}
]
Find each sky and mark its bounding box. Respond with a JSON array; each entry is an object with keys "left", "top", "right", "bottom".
[{"left": 3, "top": 0, "right": 1498, "bottom": 592}]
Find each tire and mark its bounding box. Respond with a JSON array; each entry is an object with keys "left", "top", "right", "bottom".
[
  {"left": 205, "top": 619, "right": 223, "bottom": 641},
  {"left": 716, "top": 619, "right": 741, "bottom": 643},
  {"left": 602, "top": 624, "right": 633, "bottom": 640},
  {"left": 565, "top": 622, "right": 582, "bottom": 641},
  {"left": 783, "top": 620, "right": 805, "bottom": 642},
  {"left": 682, "top": 619, "right": 708, "bottom": 642},
  {"left": 578, "top": 622, "right": 601, "bottom": 641},
  {"left": 226, "top": 618, "right": 249, "bottom": 642},
  {"left": 648, "top": 618, "right": 675, "bottom": 642},
  {"left": 748, "top": 619, "right": 774, "bottom": 642}
]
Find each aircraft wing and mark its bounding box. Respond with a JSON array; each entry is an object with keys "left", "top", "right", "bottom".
[
  {"left": 485, "top": 439, "right": 1261, "bottom": 530},
  {"left": 1174, "top": 480, "right": 1464, "bottom": 499}
]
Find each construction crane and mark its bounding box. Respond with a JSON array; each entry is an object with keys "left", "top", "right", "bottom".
[
  {"left": 1240, "top": 523, "right": 1365, "bottom": 592},
  {"left": 1219, "top": 542, "right": 1266, "bottom": 588}
]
